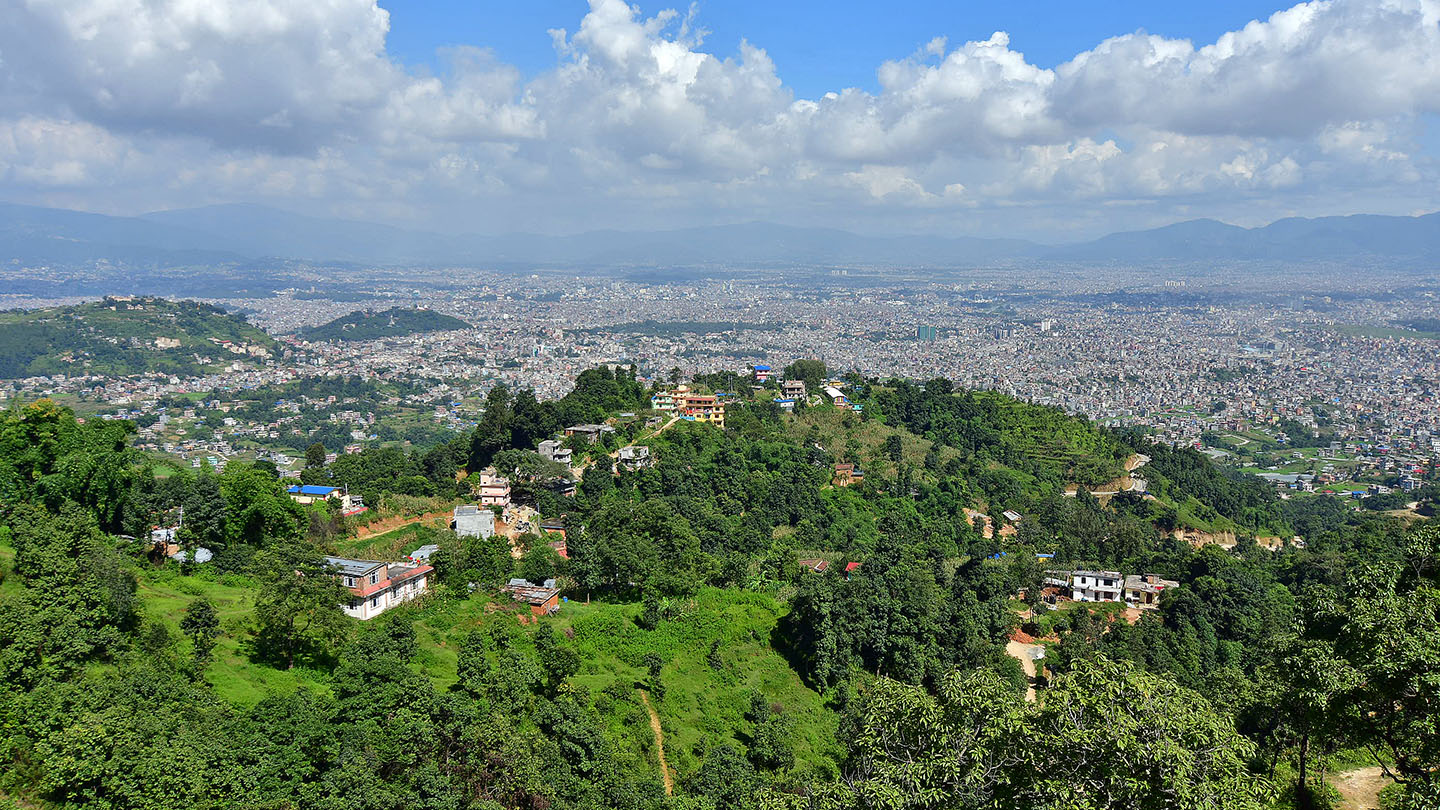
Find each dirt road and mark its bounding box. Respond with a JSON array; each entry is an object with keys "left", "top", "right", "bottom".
[
  {"left": 1332, "top": 766, "right": 1390, "bottom": 810},
  {"left": 638, "top": 690, "right": 673, "bottom": 795},
  {"left": 353, "top": 509, "right": 451, "bottom": 540},
  {"left": 1005, "top": 640, "right": 1042, "bottom": 702}
]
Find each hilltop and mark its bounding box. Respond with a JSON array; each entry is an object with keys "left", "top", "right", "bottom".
[
  {"left": 0, "top": 296, "right": 277, "bottom": 379},
  {"left": 302, "top": 307, "right": 471, "bottom": 342}
]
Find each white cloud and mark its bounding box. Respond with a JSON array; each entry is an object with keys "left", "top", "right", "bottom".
[{"left": 0, "top": 0, "right": 1437, "bottom": 236}]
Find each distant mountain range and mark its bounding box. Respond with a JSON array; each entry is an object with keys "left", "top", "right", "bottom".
[{"left": 1, "top": 201, "right": 1437, "bottom": 269}]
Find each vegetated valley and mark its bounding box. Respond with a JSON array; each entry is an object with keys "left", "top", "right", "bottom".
[{"left": 0, "top": 365, "right": 1435, "bottom": 810}]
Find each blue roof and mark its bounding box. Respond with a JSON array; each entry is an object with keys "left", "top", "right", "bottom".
[
  {"left": 288, "top": 485, "right": 338, "bottom": 496},
  {"left": 754, "top": 365, "right": 771, "bottom": 371}
]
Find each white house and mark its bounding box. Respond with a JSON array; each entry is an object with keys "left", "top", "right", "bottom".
[
  {"left": 1070, "top": 570, "right": 1124, "bottom": 603},
  {"left": 327, "top": 556, "right": 433, "bottom": 620}
]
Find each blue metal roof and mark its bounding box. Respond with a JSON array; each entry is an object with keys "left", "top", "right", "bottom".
[{"left": 288, "top": 485, "right": 338, "bottom": 496}]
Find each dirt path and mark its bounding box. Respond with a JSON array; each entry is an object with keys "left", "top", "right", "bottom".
[
  {"left": 1005, "top": 640, "right": 1042, "bottom": 702},
  {"left": 1331, "top": 766, "right": 1390, "bottom": 810},
  {"left": 353, "top": 509, "right": 451, "bottom": 540},
  {"left": 638, "top": 690, "right": 673, "bottom": 795}
]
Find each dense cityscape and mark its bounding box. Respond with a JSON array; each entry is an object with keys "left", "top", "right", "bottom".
[{"left": 4, "top": 266, "right": 1436, "bottom": 499}]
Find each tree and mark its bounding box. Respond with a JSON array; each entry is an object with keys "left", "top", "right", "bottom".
[
  {"left": 520, "top": 544, "right": 560, "bottom": 586},
  {"left": 534, "top": 624, "right": 580, "bottom": 695},
  {"left": 305, "top": 442, "right": 327, "bottom": 469},
  {"left": 468, "top": 383, "right": 514, "bottom": 472},
  {"left": 180, "top": 598, "right": 220, "bottom": 665},
  {"left": 251, "top": 550, "right": 349, "bottom": 669},
  {"left": 746, "top": 693, "right": 794, "bottom": 771},
  {"left": 834, "top": 659, "right": 1273, "bottom": 810},
  {"left": 884, "top": 434, "right": 904, "bottom": 464},
  {"left": 693, "top": 744, "right": 757, "bottom": 809},
  {"left": 643, "top": 652, "right": 665, "bottom": 699},
  {"left": 783, "top": 359, "right": 827, "bottom": 391}
]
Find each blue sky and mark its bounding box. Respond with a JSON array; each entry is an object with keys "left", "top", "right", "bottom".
[
  {"left": 381, "top": 0, "right": 1296, "bottom": 97},
  {"left": 1, "top": 0, "right": 1437, "bottom": 237}
]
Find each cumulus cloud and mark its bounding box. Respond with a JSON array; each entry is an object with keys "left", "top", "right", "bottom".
[{"left": 0, "top": 0, "right": 1437, "bottom": 236}]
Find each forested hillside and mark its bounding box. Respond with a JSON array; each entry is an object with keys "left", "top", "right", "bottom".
[
  {"left": 0, "top": 368, "right": 1436, "bottom": 810},
  {"left": 302, "top": 307, "right": 471, "bottom": 341},
  {"left": 0, "top": 297, "right": 277, "bottom": 379}
]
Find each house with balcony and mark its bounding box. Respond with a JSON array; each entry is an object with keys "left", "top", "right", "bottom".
[
  {"left": 1070, "top": 570, "right": 1124, "bottom": 603},
  {"left": 679, "top": 393, "right": 725, "bottom": 427},
  {"left": 618, "top": 445, "right": 653, "bottom": 470},
  {"left": 327, "top": 555, "right": 433, "bottom": 621},
  {"left": 781, "top": 380, "right": 808, "bottom": 400},
  {"left": 538, "top": 439, "right": 573, "bottom": 466},
  {"left": 475, "top": 471, "right": 511, "bottom": 507}
]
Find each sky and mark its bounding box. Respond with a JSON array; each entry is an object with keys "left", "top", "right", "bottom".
[{"left": 0, "top": 0, "right": 1438, "bottom": 239}]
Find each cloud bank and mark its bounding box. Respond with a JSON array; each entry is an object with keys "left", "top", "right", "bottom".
[{"left": 0, "top": 0, "right": 1437, "bottom": 238}]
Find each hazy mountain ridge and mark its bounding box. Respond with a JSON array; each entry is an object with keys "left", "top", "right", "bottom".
[
  {"left": 1, "top": 201, "right": 1437, "bottom": 268},
  {"left": 302, "top": 307, "right": 472, "bottom": 342}
]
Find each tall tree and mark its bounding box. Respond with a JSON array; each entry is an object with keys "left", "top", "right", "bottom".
[
  {"left": 180, "top": 597, "right": 221, "bottom": 665},
  {"left": 251, "top": 550, "right": 349, "bottom": 670},
  {"left": 305, "top": 442, "right": 327, "bottom": 469}
]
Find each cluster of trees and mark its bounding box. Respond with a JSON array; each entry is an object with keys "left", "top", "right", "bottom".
[
  {"left": 872, "top": 378, "right": 1131, "bottom": 498},
  {"left": 301, "top": 307, "right": 471, "bottom": 342},
  {"left": 1128, "top": 433, "right": 1289, "bottom": 532}
]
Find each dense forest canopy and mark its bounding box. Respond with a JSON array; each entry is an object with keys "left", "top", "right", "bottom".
[
  {"left": 302, "top": 307, "right": 472, "bottom": 342},
  {"left": 0, "top": 367, "right": 1436, "bottom": 810}
]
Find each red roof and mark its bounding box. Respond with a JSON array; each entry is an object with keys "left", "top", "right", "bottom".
[{"left": 845, "top": 562, "right": 862, "bottom": 572}]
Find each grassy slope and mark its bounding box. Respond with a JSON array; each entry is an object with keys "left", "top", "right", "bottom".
[
  {"left": 137, "top": 569, "right": 329, "bottom": 702},
  {"left": 132, "top": 559, "right": 841, "bottom": 780}
]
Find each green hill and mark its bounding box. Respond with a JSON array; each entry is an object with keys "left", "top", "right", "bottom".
[
  {"left": 0, "top": 296, "right": 277, "bottom": 379},
  {"left": 303, "top": 307, "right": 470, "bottom": 341}
]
